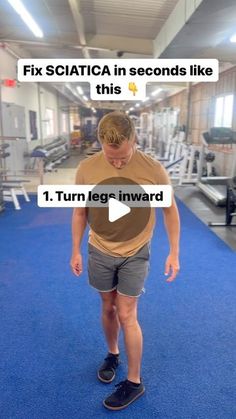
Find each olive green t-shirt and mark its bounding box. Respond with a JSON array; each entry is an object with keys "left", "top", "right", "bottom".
[{"left": 75, "top": 149, "right": 170, "bottom": 257}]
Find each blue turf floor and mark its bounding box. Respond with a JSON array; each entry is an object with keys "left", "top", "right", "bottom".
[{"left": 0, "top": 196, "right": 235, "bottom": 418}]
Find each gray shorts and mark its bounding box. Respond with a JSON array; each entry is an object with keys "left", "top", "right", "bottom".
[{"left": 87, "top": 242, "right": 150, "bottom": 297}]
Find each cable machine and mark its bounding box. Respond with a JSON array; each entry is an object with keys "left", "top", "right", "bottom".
[{"left": 0, "top": 136, "right": 30, "bottom": 210}]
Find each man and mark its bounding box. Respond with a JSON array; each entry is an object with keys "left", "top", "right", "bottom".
[{"left": 70, "top": 111, "right": 180, "bottom": 410}]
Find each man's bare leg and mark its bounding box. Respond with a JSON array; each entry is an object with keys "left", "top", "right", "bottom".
[
  {"left": 99, "top": 290, "right": 120, "bottom": 354},
  {"left": 116, "top": 294, "right": 142, "bottom": 383}
]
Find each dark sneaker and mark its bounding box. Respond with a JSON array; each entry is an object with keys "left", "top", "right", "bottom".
[
  {"left": 97, "top": 353, "right": 120, "bottom": 383},
  {"left": 103, "top": 379, "right": 145, "bottom": 410}
]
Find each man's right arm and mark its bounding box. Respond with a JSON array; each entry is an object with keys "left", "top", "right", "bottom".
[{"left": 70, "top": 207, "right": 88, "bottom": 276}]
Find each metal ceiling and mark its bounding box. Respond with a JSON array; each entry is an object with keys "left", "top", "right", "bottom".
[{"left": 80, "top": 0, "right": 178, "bottom": 39}]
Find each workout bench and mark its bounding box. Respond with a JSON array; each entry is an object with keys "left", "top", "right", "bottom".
[{"left": 2, "top": 180, "right": 30, "bottom": 210}]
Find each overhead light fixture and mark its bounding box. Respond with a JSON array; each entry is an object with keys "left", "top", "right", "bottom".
[
  {"left": 77, "top": 86, "right": 83, "bottom": 95},
  {"left": 135, "top": 103, "right": 140, "bottom": 108},
  {"left": 7, "top": 0, "right": 44, "bottom": 38},
  {"left": 83, "top": 95, "right": 88, "bottom": 101},
  {"left": 230, "top": 33, "right": 236, "bottom": 43},
  {"left": 129, "top": 107, "right": 134, "bottom": 111},
  {"left": 142, "top": 97, "right": 149, "bottom": 103},
  {"left": 151, "top": 88, "right": 162, "bottom": 97}
]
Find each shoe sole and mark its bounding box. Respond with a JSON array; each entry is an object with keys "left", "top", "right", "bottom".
[
  {"left": 97, "top": 371, "right": 115, "bottom": 383},
  {"left": 97, "top": 359, "right": 120, "bottom": 383},
  {"left": 103, "top": 387, "right": 145, "bottom": 410}
]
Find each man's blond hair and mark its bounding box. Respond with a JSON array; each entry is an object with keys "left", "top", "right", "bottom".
[{"left": 98, "top": 111, "right": 135, "bottom": 147}]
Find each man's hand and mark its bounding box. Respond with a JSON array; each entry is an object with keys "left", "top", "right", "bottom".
[
  {"left": 164, "top": 254, "right": 180, "bottom": 282},
  {"left": 70, "top": 252, "right": 83, "bottom": 276}
]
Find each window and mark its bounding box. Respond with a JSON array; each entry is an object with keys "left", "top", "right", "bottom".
[
  {"left": 62, "top": 113, "right": 68, "bottom": 133},
  {"left": 45, "top": 108, "right": 55, "bottom": 137},
  {"left": 214, "top": 94, "right": 234, "bottom": 127}
]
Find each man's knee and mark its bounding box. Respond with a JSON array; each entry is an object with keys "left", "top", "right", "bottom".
[
  {"left": 102, "top": 302, "right": 117, "bottom": 317},
  {"left": 116, "top": 296, "right": 138, "bottom": 327},
  {"left": 100, "top": 291, "right": 117, "bottom": 317}
]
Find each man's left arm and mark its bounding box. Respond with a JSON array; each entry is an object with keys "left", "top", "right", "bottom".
[{"left": 162, "top": 197, "right": 180, "bottom": 282}]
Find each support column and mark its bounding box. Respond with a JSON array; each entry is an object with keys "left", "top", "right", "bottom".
[{"left": 185, "top": 82, "right": 192, "bottom": 144}]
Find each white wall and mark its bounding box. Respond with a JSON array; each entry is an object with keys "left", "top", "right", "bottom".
[
  {"left": 0, "top": 47, "right": 71, "bottom": 170},
  {"left": 0, "top": 49, "right": 40, "bottom": 147}
]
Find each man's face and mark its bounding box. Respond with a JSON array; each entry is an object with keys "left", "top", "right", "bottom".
[{"left": 102, "top": 139, "right": 135, "bottom": 169}]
